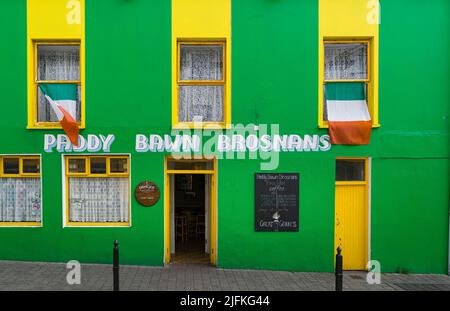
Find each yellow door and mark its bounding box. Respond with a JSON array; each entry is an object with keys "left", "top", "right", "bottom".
[{"left": 334, "top": 158, "right": 368, "bottom": 270}]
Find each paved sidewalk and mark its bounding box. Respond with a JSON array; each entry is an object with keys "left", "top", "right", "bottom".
[{"left": 0, "top": 261, "right": 449, "bottom": 291}]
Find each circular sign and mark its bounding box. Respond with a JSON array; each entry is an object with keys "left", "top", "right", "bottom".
[{"left": 135, "top": 181, "right": 160, "bottom": 207}]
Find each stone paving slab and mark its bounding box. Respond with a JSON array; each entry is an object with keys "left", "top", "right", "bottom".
[{"left": 0, "top": 261, "right": 449, "bottom": 291}]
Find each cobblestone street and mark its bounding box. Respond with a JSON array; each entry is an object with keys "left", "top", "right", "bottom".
[{"left": 0, "top": 261, "right": 449, "bottom": 291}]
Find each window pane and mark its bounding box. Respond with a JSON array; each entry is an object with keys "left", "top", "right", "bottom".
[
  {"left": 336, "top": 160, "right": 365, "bottom": 181},
  {"left": 167, "top": 160, "right": 213, "bottom": 171},
  {"left": 90, "top": 158, "right": 107, "bottom": 174},
  {"left": 68, "top": 177, "right": 129, "bottom": 223},
  {"left": 3, "top": 158, "right": 19, "bottom": 174},
  {"left": 37, "top": 45, "right": 80, "bottom": 81},
  {"left": 180, "top": 45, "right": 223, "bottom": 81},
  {"left": 178, "top": 85, "right": 224, "bottom": 122},
  {"left": 0, "top": 178, "right": 41, "bottom": 222},
  {"left": 23, "top": 159, "right": 40, "bottom": 174},
  {"left": 68, "top": 158, "right": 86, "bottom": 174},
  {"left": 110, "top": 158, "right": 128, "bottom": 174},
  {"left": 37, "top": 85, "right": 81, "bottom": 122},
  {"left": 325, "top": 43, "right": 367, "bottom": 80}
]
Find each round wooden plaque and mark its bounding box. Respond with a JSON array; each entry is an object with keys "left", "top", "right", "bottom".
[{"left": 135, "top": 181, "right": 160, "bottom": 207}]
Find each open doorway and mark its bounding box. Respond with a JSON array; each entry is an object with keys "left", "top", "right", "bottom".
[
  {"left": 165, "top": 159, "right": 216, "bottom": 265},
  {"left": 172, "top": 174, "right": 208, "bottom": 264}
]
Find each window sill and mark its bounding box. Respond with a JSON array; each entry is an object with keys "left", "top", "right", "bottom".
[
  {"left": 27, "top": 123, "right": 85, "bottom": 130},
  {"left": 319, "top": 123, "right": 381, "bottom": 129},
  {"left": 64, "top": 222, "right": 130, "bottom": 228},
  {"left": 0, "top": 222, "right": 42, "bottom": 227},
  {"left": 172, "top": 122, "right": 231, "bottom": 130}
]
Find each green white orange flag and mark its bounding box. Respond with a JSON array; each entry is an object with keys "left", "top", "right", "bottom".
[
  {"left": 326, "top": 82, "right": 372, "bottom": 145},
  {"left": 39, "top": 84, "right": 79, "bottom": 146}
]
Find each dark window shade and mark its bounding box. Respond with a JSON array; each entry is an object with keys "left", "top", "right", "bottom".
[{"left": 336, "top": 160, "right": 365, "bottom": 181}]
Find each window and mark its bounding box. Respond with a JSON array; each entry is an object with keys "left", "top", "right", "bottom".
[
  {"left": 31, "top": 42, "right": 82, "bottom": 127},
  {"left": 0, "top": 156, "right": 41, "bottom": 226},
  {"left": 336, "top": 159, "right": 366, "bottom": 182},
  {"left": 167, "top": 159, "right": 214, "bottom": 171},
  {"left": 65, "top": 156, "right": 130, "bottom": 227},
  {"left": 176, "top": 42, "right": 226, "bottom": 126},
  {"left": 322, "top": 40, "right": 373, "bottom": 125}
]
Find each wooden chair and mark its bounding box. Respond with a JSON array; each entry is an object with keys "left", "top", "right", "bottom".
[
  {"left": 195, "top": 214, "right": 205, "bottom": 240},
  {"left": 175, "top": 215, "right": 187, "bottom": 242}
]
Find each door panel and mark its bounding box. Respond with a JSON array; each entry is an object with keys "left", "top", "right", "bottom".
[{"left": 335, "top": 183, "right": 368, "bottom": 270}]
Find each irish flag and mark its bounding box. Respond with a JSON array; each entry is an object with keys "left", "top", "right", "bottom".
[
  {"left": 39, "top": 84, "right": 79, "bottom": 146},
  {"left": 326, "top": 82, "right": 372, "bottom": 145}
]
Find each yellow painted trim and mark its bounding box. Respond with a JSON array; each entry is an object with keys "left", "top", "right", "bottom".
[
  {"left": 0, "top": 155, "right": 42, "bottom": 226},
  {"left": 321, "top": 40, "right": 375, "bottom": 128},
  {"left": 29, "top": 41, "right": 84, "bottom": 129},
  {"left": 164, "top": 156, "right": 217, "bottom": 265},
  {"left": 166, "top": 170, "right": 214, "bottom": 175},
  {"left": 108, "top": 157, "right": 130, "bottom": 176},
  {"left": 66, "top": 156, "right": 88, "bottom": 176},
  {"left": 164, "top": 156, "right": 170, "bottom": 264},
  {"left": 174, "top": 40, "right": 227, "bottom": 129},
  {"left": 172, "top": 0, "right": 231, "bottom": 129},
  {"left": 20, "top": 157, "right": 41, "bottom": 177},
  {"left": 0, "top": 222, "right": 42, "bottom": 227},
  {"left": 335, "top": 181, "right": 367, "bottom": 186},
  {"left": 0, "top": 156, "right": 41, "bottom": 178},
  {"left": 65, "top": 222, "right": 130, "bottom": 227},
  {"left": 319, "top": 0, "right": 379, "bottom": 128},
  {"left": 64, "top": 155, "right": 131, "bottom": 227},
  {"left": 172, "top": 121, "right": 229, "bottom": 130},
  {"left": 27, "top": 0, "right": 85, "bottom": 129},
  {"left": 66, "top": 155, "right": 130, "bottom": 177}
]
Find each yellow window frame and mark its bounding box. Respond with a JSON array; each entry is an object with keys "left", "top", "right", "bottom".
[
  {"left": 0, "top": 156, "right": 42, "bottom": 227},
  {"left": 173, "top": 40, "right": 229, "bottom": 129},
  {"left": 28, "top": 41, "right": 85, "bottom": 129},
  {"left": 320, "top": 39, "right": 379, "bottom": 128},
  {"left": 65, "top": 155, "right": 131, "bottom": 227}
]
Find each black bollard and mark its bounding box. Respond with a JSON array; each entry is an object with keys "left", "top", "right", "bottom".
[
  {"left": 113, "top": 240, "right": 119, "bottom": 291},
  {"left": 335, "top": 246, "right": 343, "bottom": 291}
]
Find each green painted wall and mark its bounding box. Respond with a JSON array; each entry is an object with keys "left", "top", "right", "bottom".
[
  {"left": 0, "top": 0, "right": 172, "bottom": 266},
  {"left": 218, "top": 0, "right": 449, "bottom": 273},
  {"left": 0, "top": 0, "right": 448, "bottom": 273}
]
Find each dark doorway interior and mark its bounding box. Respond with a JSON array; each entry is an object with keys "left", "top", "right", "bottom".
[{"left": 173, "top": 174, "right": 208, "bottom": 264}]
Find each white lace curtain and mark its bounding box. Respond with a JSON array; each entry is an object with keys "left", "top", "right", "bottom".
[
  {"left": 178, "top": 45, "right": 224, "bottom": 122},
  {"left": 69, "top": 178, "right": 129, "bottom": 223},
  {"left": 0, "top": 178, "right": 41, "bottom": 222},
  {"left": 324, "top": 43, "right": 367, "bottom": 80},
  {"left": 37, "top": 45, "right": 81, "bottom": 122}
]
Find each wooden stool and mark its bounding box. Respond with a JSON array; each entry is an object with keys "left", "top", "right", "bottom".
[
  {"left": 195, "top": 214, "right": 205, "bottom": 240},
  {"left": 175, "top": 215, "right": 187, "bottom": 242},
  {"left": 186, "top": 214, "right": 197, "bottom": 240}
]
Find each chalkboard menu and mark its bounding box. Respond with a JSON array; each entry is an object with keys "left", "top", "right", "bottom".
[{"left": 255, "top": 173, "right": 299, "bottom": 232}]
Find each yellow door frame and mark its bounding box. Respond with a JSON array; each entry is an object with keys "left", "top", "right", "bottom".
[
  {"left": 164, "top": 156, "right": 217, "bottom": 266},
  {"left": 334, "top": 157, "right": 369, "bottom": 270}
]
